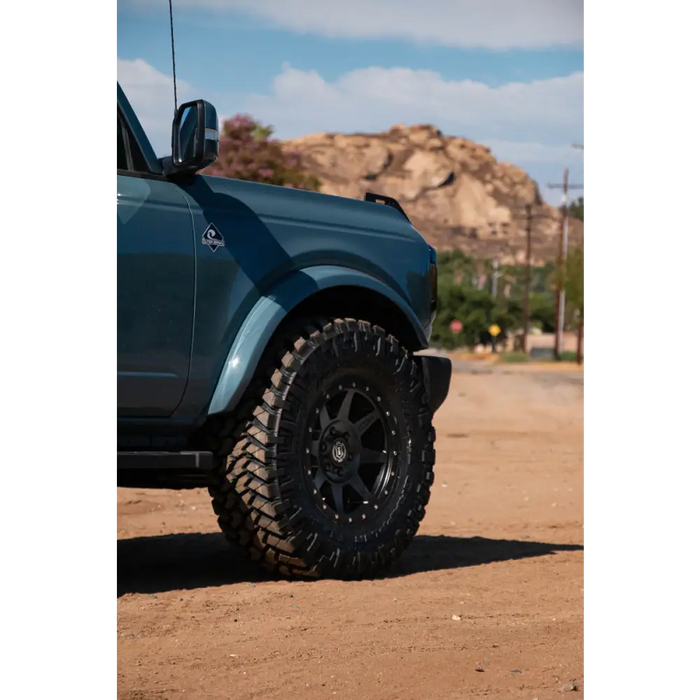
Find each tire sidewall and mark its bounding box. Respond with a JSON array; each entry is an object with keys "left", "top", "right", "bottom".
[{"left": 275, "top": 323, "right": 432, "bottom": 570}]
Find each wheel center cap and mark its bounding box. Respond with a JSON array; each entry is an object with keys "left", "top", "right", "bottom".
[{"left": 331, "top": 439, "right": 348, "bottom": 465}]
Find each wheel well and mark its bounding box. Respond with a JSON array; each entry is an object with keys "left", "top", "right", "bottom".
[{"left": 286, "top": 285, "right": 424, "bottom": 351}]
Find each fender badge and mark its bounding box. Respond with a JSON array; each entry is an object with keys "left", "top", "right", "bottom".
[{"left": 202, "top": 223, "right": 225, "bottom": 252}]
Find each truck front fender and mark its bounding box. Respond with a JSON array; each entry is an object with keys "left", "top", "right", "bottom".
[{"left": 207, "top": 265, "right": 427, "bottom": 416}]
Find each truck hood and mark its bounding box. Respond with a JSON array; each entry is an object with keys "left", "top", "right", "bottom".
[{"left": 191, "top": 174, "right": 428, "bottom": 246}]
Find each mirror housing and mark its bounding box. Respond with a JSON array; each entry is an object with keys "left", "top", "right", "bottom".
[{"left": 168, "top": 99, "right": 219, "bottom": 175}]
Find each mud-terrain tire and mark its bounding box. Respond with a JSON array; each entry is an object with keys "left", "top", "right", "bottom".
[{"left": 204, "top": 318, "right": 435, "bottom": 578}]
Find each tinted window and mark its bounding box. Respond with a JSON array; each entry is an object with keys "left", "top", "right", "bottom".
[
  {"left": 118, "top": 110, "right": 152, "bottom": 174},
  {"left": 118, "top": 116, "right": 128, "bottom": 170}
]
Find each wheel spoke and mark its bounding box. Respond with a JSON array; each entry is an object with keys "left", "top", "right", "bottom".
[
  {"left": 337, "top": 389, "right": 356, "bottom": 421},
  {"left": 319, "top": 404, "right": 331, "bottom": 430},
  {"left": 353, "top": 409, "right": 380, "bottom": 436},
  {"left": 331, "top": 483, "right": 345, "bottom": 514},
  {"left": 309, "top": 385, "right": 395, "bottom": 520},
  {"left": 349, "top": 474, "right": 375, "bottom": 503},
  {"left": 360, "top": 448, "right": 386, "bottom": 465}
]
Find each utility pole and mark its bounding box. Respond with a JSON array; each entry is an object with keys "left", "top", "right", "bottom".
[
  {"left": 491, "top": 259, "right": 500, "bottom": 297},
  {"left": 555, "top": 168, "right": 569, "bottom": 360},
  {"left": 523, "top": 204, "right": 533, "bottom": 355},
  {"left": 515, "top": 200, "right": 546, "bottom": 356},
  {"left": 572, "top": 143, "right": 584, "bottom": 365},
  {"left": 576, "top": 318, "right": 583, "bottom": 365},
  {"left": 548, "top": 168, "right": 583, "bottom": 359}
]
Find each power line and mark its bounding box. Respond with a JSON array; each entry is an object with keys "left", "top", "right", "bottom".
[{"left": 547, "top": 170, "right": 584, "bottom": 194}]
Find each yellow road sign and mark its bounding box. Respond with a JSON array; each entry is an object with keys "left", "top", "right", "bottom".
[{"left": 489, "top": 324, "right": 501, "bottom": 337}]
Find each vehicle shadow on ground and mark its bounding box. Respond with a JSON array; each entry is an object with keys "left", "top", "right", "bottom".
[
  {"left": 117, "top": 533, "right": 583, "bottom": 596},
  {"left": 388, "top": 535, "right": 582, "bottom": 578}
]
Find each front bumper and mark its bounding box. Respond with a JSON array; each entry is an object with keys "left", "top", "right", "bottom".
[{"left": 419, "top": 355, "right": 452, "bottom": 414}]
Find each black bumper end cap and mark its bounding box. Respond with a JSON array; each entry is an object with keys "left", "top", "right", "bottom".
[{"left": 420, "top": 355, "right": 452, "bottom": 415}]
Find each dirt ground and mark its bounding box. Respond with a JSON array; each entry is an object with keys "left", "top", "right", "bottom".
[{"left": 118, "top": 364, "right": 583, "bottom": 699}]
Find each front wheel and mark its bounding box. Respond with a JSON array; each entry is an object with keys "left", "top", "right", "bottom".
[{"left": 206, "top": 318, "right": 436, "bottom": 578}]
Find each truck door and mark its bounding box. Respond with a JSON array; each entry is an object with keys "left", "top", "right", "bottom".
[{"left": 117, "top": 110, "right": 195, "bottom": 416}]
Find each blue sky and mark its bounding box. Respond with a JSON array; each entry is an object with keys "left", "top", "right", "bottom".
[{"left": 118, "top": 0, "right": 583, "bottom": 204}]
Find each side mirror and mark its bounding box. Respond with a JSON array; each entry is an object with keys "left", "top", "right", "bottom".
[{"left": 169, "top": 99, "right": 219, "bottom": 174}]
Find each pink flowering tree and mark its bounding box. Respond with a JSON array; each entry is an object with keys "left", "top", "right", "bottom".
[{"left": 204, "top": 114, "right": 320, "bottom": 191}]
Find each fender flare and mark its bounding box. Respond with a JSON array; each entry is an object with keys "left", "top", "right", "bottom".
[{"left": 207, "top": 265, "right": 427, "bottom": 415}]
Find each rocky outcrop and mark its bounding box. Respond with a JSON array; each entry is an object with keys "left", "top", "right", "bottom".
[{"left": 284, "top": 124, "right": 582, "bottom": 265}]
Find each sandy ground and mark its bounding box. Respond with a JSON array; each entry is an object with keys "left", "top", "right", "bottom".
[{"left": 118, "top": 365, "right": 583, "bottom": 699}]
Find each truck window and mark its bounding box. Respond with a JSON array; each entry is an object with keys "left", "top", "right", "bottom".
[
  {"left": 118, "top": 109, "right": 152, "bottom": 175},
  {"left": 117, "top": 116, "right": 129, "bottom": 171}
]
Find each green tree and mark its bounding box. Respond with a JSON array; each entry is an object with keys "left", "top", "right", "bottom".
[
  {"left": 204, "top": 114, "right": 320, "bottom": 190},
  {"left": 564, "top": 244, "right": 584, "bottom": 363},
  {"left": 546, "top": 246, "right": 583, "bottom": 322},
  {"left": 436, "top": 250, "right": 476, "bottom": 285},
  {"left": 430, "top": 251, "right": 560, "bottom": 350},
  {"left": 564, "top": 245, "right": 584, "bottom": 321},
  {"left": 568, "top": 197, "right": 583, "bottom": 222},
  {"left": 530, "top": 292, "right": 557, "bottom": 333}
]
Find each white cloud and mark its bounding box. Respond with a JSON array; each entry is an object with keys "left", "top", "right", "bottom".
[
  {"left": 117, "top": 58, "right": 583, "bottom": 201},
  {"left": 117, "top": 58, "right": 194, "bottom": 156},
  {"left": 218, "top": 65, "right": 586, "bottom": 204},
  {"left": 238, "top": 64, "right": 583, "bottom": 145},
  {"left": 151, "top": 0, "right": 583, "bottom": 50},
  {"left": 232, "top": 63, "right": 584, "bottom": 202}
]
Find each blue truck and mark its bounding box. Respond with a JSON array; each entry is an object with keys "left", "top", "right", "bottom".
[{"left": 117, "top": 83, "right": 451, "bottom": 578}]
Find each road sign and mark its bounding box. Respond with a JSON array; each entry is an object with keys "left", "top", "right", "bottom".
[
  {"left": 450, "top": 319, "right": 463, "bottom": 334},
  {"left": 489, "top": 324, "right": 501, "bottom": 337}
]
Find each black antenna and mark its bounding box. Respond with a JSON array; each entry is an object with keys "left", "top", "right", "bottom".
[{"left": 168, "top": 0, "right": 178, "bottom": 117}]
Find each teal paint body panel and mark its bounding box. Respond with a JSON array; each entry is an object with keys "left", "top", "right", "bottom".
[
  {"left": 116, "top": 83, "right": 436, "bottom": 438},
  {"left": 117, "top": 174, "right": 196, "bottom": 416},
  {"left": 173, "top": 175, "right": 432, "bottom": 420},
  {"left": 206, "top": 265, "right": 427, "bottom": 415}
]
